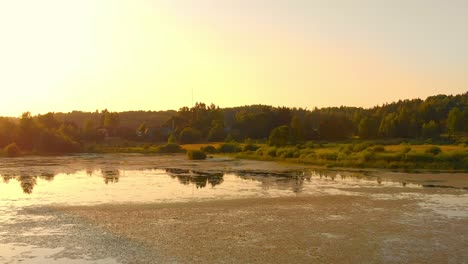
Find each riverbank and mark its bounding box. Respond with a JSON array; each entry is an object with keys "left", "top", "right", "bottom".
[{"left": 2, "top": 140, "right": 467, "bottom": 172}]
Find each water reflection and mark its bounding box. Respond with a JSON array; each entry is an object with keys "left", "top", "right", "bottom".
[
  {"left": 18, "top": 175, "right": 37, "bottom": 194},
  {"left": 0, "top": 161, "right": 466, "bottom": 195},
  {"left": 2, "top": 174, "right": 48, "bottom": 194},
  {"left": 102, "top": 170, "right": 120, "bottom": 184},
  {"left": 166, "top": 169, "right": 224, "bottom": 189},
  {"left": 235, "top": 170, "right": 308, "bottom": 193}
]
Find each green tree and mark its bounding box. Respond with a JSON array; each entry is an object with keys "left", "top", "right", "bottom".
[
  {"left": 358, "top": 117, "right": 379, "bottom": 139},
  {"left": 421, "top": 120, "right": 439, "bottom": 139},
  {"left": 179, "top": 127, "right": 202, "bottom": 144},
  {"left": 447, "top": 107, "right": 463, "bottom": 134},
  {"left": 83, "top": 119, "right": 99, "bottom": 140},
  {"left": 318, "top": 114, "right": 353, "bottom": 140},
  {"left": 104, "top": 112, "right": 120, "bottom": 129},
  {"left": 37, "top": 112, "right": 60, "bottom": 129},
  {"left": 379, "top": 113, "right": 398, "bottom": 138},
  {"left": 207, "top": 122, "right": 225, "bottom": 142},
  {"left": 290, "top": 116, "right": 305, "bottom": 144},
  {"left": 18, "top": 112, "right": 38, "bottom": 150},
  {"left": 269, "top": 125, "right": 289, "bottom": 147}
]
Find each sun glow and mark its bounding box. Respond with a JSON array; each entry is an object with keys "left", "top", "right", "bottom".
[{"left": 0, "top": 1, "right": 466, "bottom": 117}]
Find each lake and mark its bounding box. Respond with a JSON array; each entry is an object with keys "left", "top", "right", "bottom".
[{"left": 1, "top": 154, "right": 467, "bottom": 263}]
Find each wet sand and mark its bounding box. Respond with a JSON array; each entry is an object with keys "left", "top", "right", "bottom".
[{"left": 58, "top": 194, "right": 468, "bottom": 263}]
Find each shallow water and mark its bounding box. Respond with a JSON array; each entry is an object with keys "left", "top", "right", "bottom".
[{"left": 0, "top": 154, "right": 467, "bottom": 263}]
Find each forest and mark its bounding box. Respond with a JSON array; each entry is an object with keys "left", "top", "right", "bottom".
[{"left": 0, "top": 93, "right": 467, "bottom": 158}]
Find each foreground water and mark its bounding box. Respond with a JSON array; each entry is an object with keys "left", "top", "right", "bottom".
[{"left": 0, "top": 154, "right": 467, "bottom": 263}]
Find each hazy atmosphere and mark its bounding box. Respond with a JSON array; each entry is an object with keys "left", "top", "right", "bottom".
[
  {"left": 1, "top": 0, "right": 467, "bottom": 116},
  {"left": 1, "top": 1, "right": 467, "bottom": 264}
]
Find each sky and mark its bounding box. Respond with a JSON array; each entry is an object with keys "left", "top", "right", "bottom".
[{"left": 0, "top": 0, "right": 467, "bottom": 117}]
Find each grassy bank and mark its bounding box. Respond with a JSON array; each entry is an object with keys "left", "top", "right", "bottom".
[
  {"left": 3, "top": 139, "right": 467, "bottom": 172},
  {"left": 182, "top": 141, "right": 468, "bottom": 172}
]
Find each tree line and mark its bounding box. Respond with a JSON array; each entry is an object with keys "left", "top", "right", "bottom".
[
  {"left": 158, "top": 93, "right": 467, "bottom": 146},
  {"left": 0, "top": 92, "right": 466, "bottom": 155}
]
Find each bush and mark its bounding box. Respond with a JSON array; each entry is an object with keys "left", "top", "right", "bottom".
[
  {"left": 401, "top": 146, "right": 412, "bottom": 153},
  {"left": 372, "top": 145, "right": 385, "bottom": 152},
  {"left": 167, "top": 133, "right": 177, "bottom": 144},
  {"left": 266, "top": 147, "right": 277, "bottom": 157},
  {"left": 157, "top": 143, "right": 185, "bottom": 153},
  {"left": 217, "top": 143, "right": 242, "bottom": 153},
  {"left": 276, "top": 147, "right": 300, "bottom": 158},
  {"left": 375, "top": 152, "right": 403, "bottom": 162},
  {"left": 200, "top": 145, "right": 217, "bottom": 154},
  {"left": 405, "top": 152, "right": 433, "bottom": 162},
  {"left": 425, "top": 146, "right": 441, "bottom": 155},
  {"left": 243, "top": 143, "right": 260, "bottom": 152},
  {"left": 359, "top": 150, "right": 375, "bottom": 162},
  {"left": 187, "top": 150, "right": 207, "bottom": 160},
  {"left": 4, "top": 143, "right": 21, "bottom": 157},
  {"left": 318, "top": 152, "right": 338, "bottom": 161},
  {"left": 352, "top": 142, "right": 371, "bottom": 152},
  {"left": 304, "top": 141, "right": 316, "bottom": 148}
]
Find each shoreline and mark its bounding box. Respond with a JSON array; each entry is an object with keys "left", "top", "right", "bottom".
[{"left": 1, "top": 151, "right": 467, "bottom": 174}]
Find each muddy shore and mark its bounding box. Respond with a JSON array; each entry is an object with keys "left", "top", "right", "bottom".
[{"left": 57, "top": 194, "right": 468, "bottom": 263}]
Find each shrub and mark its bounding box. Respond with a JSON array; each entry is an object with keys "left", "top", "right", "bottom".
[
  {"left": 318, "top": 152, "right": 338, "bottom": 161},
  {"left": 243, "top": 143, "right": 260, "bottom": 152},
  {"left": 405, "top": 152, "right": 433, "bottom": 162},
  {"left": 217, "top": 143, "right": 242, "bottom": 153},
  {"left": 375, "top": 152, "right": 403, "bottom": 162},
  {"left": 266, "top": 147, "right": 277, "bottom": 157},
  {"left": 276, "top": 147, "right": 292, "bottom": 158},
  {"left": 255, "top": 147, "right": 264, "bottom": 156},
  {"left": 200, "top": 145, "right": 217, "bottom": 154},
  {"left": 167, "top": 133, "right": 177, "bottom": 144},
  {"left": 373, "top": 145, "right": 385, "bottom": 152},
  {"left": 187, "top": 150, "right": 207, "bottom": 160},
  {"left": 157, "top": 143, "right": 185, "bottom": 153},
  {"left": 4, "top": 143, "right": 21, "bottom": 157},
  {"left": 351, "top": 142, "right": 371, "bottom": 152},
  {"left": 401, "top": 146, "right": 412, "bottom": 153},
  {"left": 425, "top": 146, "right": 441, "bottom": 155},
  {"left": 359, "top": 150, "right": 375, "bottom": 162}
]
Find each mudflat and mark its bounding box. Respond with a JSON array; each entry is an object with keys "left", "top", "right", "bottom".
[{"left": 59, "top": 194, "right": 468, "bottom": 263}]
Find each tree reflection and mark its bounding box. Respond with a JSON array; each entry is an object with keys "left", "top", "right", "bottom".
[
  {"left": 166, "top": 169, "right": 224, "bottom": 189},
  {"left": 1, "top": 172, "right": 57, "bottom": 194},
  {"left": 18, "top": 175, "right": 38, "bottom": 194},
  {"left": 102, "top": 169, "right": 120, "bottom": 184},
  {"left": 2, "top": 174, "right": 14, "bottom": 183},
  {"left": 235, "top": 170, "right": 306, "bottom": 193}
]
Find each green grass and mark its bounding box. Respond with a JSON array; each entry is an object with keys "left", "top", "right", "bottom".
[
  {"left": 232, "top": 141, "right": 468, "bottom": 172},
  {"left": 9, "top": 140, "right": 466, "bottom": 172}
]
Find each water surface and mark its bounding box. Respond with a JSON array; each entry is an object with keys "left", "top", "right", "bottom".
[{"left": 1, "top": 154, "right": 467, "bottom": 263}]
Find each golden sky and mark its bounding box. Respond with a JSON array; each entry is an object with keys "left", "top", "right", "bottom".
[{"left": 0, "top": 0, "right": 467, "bottom": 116}]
